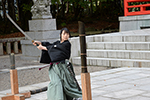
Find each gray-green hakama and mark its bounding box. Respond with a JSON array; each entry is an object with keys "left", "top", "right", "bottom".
[{"left": 47, "top": 62, "right": 82, "bottom": 100}]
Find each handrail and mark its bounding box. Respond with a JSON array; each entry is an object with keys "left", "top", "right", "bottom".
[
  {"left": 0, "top": 37, "right": 25, "bottom": 43},
  {"left": 127, "top": 4, "right": 150, "bottom": 8},
  {"left": 0, "top": 37, "right": 25, "bottom": 55},
  {"left": 124, "top": 0, "right": 150, "bottom": 16}
]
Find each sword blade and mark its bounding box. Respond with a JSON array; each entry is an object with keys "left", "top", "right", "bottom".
[{"left": 6, "top": 13, "right": 33, "bottom": 41}]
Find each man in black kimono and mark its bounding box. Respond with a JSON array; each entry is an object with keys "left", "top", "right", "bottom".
[{"left": 33, "top": 28, "right": 82, "bottom": 100}]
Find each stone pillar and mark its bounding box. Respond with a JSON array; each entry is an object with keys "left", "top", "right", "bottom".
[
  {"left": 20, "top": 0, "right": 59, "bottom": 61},
  {"left": 6, "top": 42, "right": 11, "bottom": 54},
  {"left": 0, "top": 43, "right": 3, "bottom": 55},
  {"left": 14, "top": 42, "right": 18, "bottom": 53},
  {"left": 119, "top": 15, "right": 150, "bottom": 32}
]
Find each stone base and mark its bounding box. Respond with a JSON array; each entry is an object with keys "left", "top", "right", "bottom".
[
  {"left": 29, "top": 19, "right": 57, "bottom": 31},
  {"left": 20, "top": 40, "right": 41, "bottom": 61},
  {"left": 21, "top": 18, "right": 59, "bottom": 61},
  {"left": 32, "top": 15, "right": 52, "bottom": 19},
  {"left": 25, "top": 30, "right": 60, "bottom": 40},
  {"left": 119, "top": 15, "right": 150, "bottom": 32}
]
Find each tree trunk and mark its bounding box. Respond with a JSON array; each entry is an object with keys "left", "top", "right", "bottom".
[
  {"left": 86, "top": 0, "right": 90, "bottom": 16},
  {"left": 18, "top": 0, "right": 25, "bottom": 30},
  {"left": 114, "top": 0, "right": 117, "bottom": 7},
  {"left": 2, "top": 0, "right": 6, "bottom": 21},
  {"left": 18, "top": 0, "right": 32, "bottom": 30},
  {"left": 114, "top": 0, "right": 124, "bottom": 14},
  {"left": 16, "top": 0, "right": 19, "bottom": 20},
  {"left": 7, "top": 0, "right": 16, "bottom": 21},
  {"left": 56, "top": 4, "right": 59, "bottom": 17},
  {"left": 51, "top": 4, "right": 56, "bottom": 18},
  {"left": 61, "top": 0, "right": 66, "bottom": 19},
  {"left": 0, "top": 15, "right": 2, "bottom": 21},
  {"left": 66, "top": 2, "right": 69, "bottom": 14},
  {"left": 72, "top": 0, "right": 82, "bottom": 19},
  {"left": 120, "top": 0, "right": 124, "bottom": 13},
  {"left": 90, "top": 0, "right": 93, "bottom": 16},
  {"left": 95, "top": 0, "right": 98, "bottom": 9}
]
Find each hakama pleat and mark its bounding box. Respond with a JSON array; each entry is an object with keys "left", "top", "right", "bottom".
[{"left": 47, "top": 62, "right": 82, "bottom": 100}]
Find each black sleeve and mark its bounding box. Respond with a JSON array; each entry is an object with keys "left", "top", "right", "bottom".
[
  {"left": 45, "top": 41, "right": 58, "bottom": 51},
  {"left": 42, "top": 42, "right": 51, "bottom": 46},
  {"left": 40, "top": 42, "right": 52, "bottom": 64},
  {"left": 40, "top": 50, "right": 51, "bottom": 64}
]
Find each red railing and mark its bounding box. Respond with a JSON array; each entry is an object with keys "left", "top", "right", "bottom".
[{"left": 124, "top": 0, "right": 150, "bottom": 16}]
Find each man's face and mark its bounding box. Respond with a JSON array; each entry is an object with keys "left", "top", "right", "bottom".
[{"left": 61, "top": 30, "right": 69, "bottom": 42}]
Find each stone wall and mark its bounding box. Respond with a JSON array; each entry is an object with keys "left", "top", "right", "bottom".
[{"left": 119, "top": 15, "right": 150, "bottom": 31}]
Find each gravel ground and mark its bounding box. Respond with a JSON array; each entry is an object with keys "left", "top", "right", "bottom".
[
  {"left": 0, "top": 54, "right": 114, "bottom": 90},
  {"left": 0, "top": 54, "right": 44, "bottom": 70},
  {"left": 0, "top": 54, "right": 113, "bottom": 75}
]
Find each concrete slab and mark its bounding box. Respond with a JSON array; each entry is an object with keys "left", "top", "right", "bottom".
[
  {"left": 142, "top": 93, "right": 150, "bottom": 98},
  {"left": 138, "top": 85, "right": 150, "bottom": 91},
  {"left": 123, "top": 96, "right": 150, "bottom": 100},
  {"left": 103, "top": 89, "right": 145, "bottom": 99},
  {"left": 1, "top": 67, "right": 150, "bottom": 100}
]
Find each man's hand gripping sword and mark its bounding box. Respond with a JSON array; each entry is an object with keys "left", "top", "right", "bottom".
[{"left": 6, "top": 13, "right": 39, "bottom": 46}]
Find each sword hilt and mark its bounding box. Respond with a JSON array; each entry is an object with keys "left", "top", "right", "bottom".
[{"left": 32, "top": 40, "right": 39, "bottom": 46}]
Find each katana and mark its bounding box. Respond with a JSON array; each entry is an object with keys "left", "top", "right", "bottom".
[{"left": 6, "top": 13, "right": 38, "bottom": 45}]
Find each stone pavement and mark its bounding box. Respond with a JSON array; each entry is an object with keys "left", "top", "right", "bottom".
[
  {"left": 0, "top": 54, "right": 110, "bottom": 91},
  {"left": 0, "top": 67, "right": 150, "bottom": 100}
]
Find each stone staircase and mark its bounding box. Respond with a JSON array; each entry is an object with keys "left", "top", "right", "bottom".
[{"left": 70, "top": 29, "right": 150, "bottom": 67}]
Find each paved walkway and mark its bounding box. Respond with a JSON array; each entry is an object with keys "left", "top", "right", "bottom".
[{"left": 0, "top": 67, "right": 150, "bottom": 100}]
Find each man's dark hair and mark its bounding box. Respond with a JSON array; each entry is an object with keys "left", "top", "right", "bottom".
[{"left": 60, "top": 28, "right": 71, "bottom": 40}]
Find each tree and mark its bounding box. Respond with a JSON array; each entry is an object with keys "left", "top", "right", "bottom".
[
  {"left": 18, "top": 0, "right": 32, "bottom": 30},
  {"left": 0, "top": 0, "right": 128, "bottom": 35},
  {"left": 7, "top": 0, "right": 16, "bottom": 21},
  {"left": 1, "top": 0, "right": 6, "bottom": 21},
  {"left": 90, "top": 0, "right": 93, "bottom": 16}
]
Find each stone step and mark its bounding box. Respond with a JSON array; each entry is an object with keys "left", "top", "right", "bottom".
[
  {"left": 86, "top": 29, "right": 150, "bottom": 42},
  {"left": 94, "top": 34, "right": 150, "bottom": 42},
  {"left": 72, "top": 57, "right": 150, "bottom": 67},
  {"left": 87, "top": 49, "right": 150, "bottom": 60},
  {"left": 87, "top": 42, "right": 150, "bottom": 50},
  {"left": 106, "top": 29, "right": 150, "bottom": 35},
  {"left": 92, "top": 29, "right": 150, "bottom": 37}
]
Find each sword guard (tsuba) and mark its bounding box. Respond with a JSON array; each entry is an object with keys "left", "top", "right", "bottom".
[
  {"left": 32, "top": 40, "right": 39, "bottom": 46},
  {"left": 32, "top": 40, "right": 34, "bottom": 43}
]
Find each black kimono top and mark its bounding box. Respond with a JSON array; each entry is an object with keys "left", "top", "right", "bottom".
[{"left": 40, "top": 40, "right": 71, "bottom": 64}]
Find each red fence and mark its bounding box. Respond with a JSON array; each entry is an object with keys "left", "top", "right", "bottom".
[{"left": 124, "top": 0, "right": 150, "bottom": 16}]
